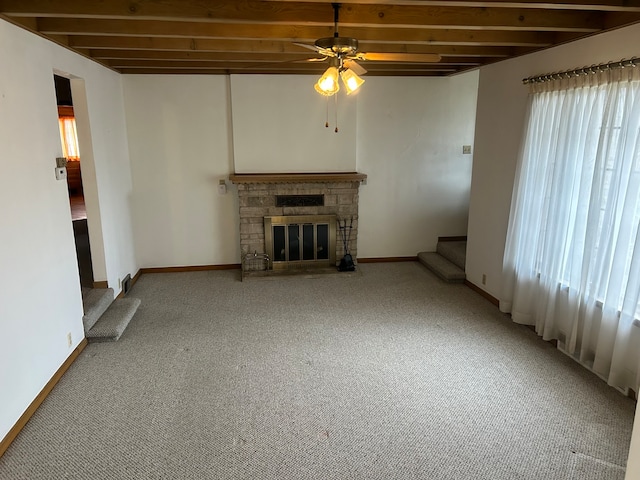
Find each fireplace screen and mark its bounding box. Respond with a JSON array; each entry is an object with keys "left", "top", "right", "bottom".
[{"left": 264, "top": 215, "right": 336, "bottom": 270}]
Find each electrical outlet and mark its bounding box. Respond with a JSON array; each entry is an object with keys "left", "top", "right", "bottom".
[
  {"left": 67, "top": 332, "right": 72, "bottom": 347},
  {"left": 482, "top": 274, "right": 487, "bottom": 285},
  {"left": 463, "top": 145, "right": 472, "bottom": 155}
]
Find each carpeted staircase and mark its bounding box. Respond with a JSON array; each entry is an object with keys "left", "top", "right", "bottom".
[
  {"left": 418, "top": 240, "right": 467, "bottom": 283},
  {"left": 82, "top": 288, "right": 140, "bottom": 342}
]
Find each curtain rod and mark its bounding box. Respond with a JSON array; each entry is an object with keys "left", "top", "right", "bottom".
[{"left": 522, "top": 57, "right": 639, "bottom": 85}]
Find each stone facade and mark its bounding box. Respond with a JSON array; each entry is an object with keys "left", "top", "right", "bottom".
[{"left": 234, "top": 178, "right": 362, "bottom": 266}]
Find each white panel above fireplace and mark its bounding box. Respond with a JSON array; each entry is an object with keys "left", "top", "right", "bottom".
[{"left": 230, "top": 75, "right": 357, "bottom": 173}]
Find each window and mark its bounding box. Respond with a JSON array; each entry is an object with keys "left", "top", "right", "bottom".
[
  {"left": 501, "top": 68, "right": 640, "bottom": 392},
  {"left": 58, "top": 116, "right": 80, "bottom": 161}
]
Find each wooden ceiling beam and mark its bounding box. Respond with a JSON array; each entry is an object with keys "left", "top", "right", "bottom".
[
  {"left": 5, "top": 15, "right": 37, "bottom": 30},
  {"left": 260, "top": 0, "right": 640, "bottom": 11},
  {"left": 604, "top": 11, "right": 640, "bottom": 27},
  {"left": 87, "top": 48, "right": 513, "bottom": 61},
  {"left": 89, "top": 49, "right": 487, "bottom": 66},
  {"left": 93, "top": 51, "right": 328, "bottom": 62},
  {"left": 113, "top": 67, "right": 461, "bottom": 75},
  {"left": 115, "top": 68, "right": 449, "bottom": 76},
  {"left": 353, "top": 29, "right": 566, "bottom": 45},
  {"left": 106, "top": 58, "right": 465, "bottom": 70},
  {"left": 36, "top": 19, "right": 560, "bottom": 46},
  {"left": 70, "top": 36, "right": 526, "bottom": 57},
  {"left": 68, "top": 36, "right": 316, "bottom": 53},
  {"left": 45, "top": 33, "right": 70, "bottom": 45},
  {"left": 107, "top": 60, "right": 323, "bottom": 70},
  {"left": 0, "top": 1, "right": 604, "bottom": 31},
  {"left": 5, "top": 0, "right": 640, "bottom": 16}
]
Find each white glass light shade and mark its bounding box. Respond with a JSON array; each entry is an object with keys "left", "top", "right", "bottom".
[
  {"left": 314, "top": 66, "right": 340, "bottom": 96},
  {"left": 340, "top": 68, "right": 365, "bottom": 95}
]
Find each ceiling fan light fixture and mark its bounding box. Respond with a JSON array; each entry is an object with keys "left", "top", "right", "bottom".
[
  {"left": 315, "top": 66, "right": 340, "bottom": 96},
  {"left": 340, "top": 68, "right": 365, "bottom": 95}
]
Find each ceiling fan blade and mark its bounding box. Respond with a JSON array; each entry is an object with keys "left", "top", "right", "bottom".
[
  {"left": 344, "top": 59, "right": 367, "bottom": 76},
  {"left": 359, "top": 53, "right": 442, "bottom": 63},
  {"left": 293, "top": 42, "right": 337, "bottom": 58},
  {"left": 293, "top": 42, "right": 322, "bottom": 52},
  {"left": 229, "top": 57, "right": 328, "bottom": 71}
]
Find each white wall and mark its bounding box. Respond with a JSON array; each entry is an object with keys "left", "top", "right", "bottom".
[
  {"left": 123, "top": 75, "right": 239, "bottom": 267},
  {"left": 0, "top": 19, "right": 137, "bottom": 442},
  {"left": 124, "top": 73, "right": 478, "bottom": 266},
  {"left": 357, "top": 72, "right": 479, "bottom": 257},
  {"left": 230, "top": 75, "right": 357, "bottom": 173},
  {"left": 467, "top": 22, "right": 640, "bottom": 300}
]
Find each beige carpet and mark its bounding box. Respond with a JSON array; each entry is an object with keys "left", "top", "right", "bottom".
[{"left": 0, "top": 262, "right": 635, "bottom": 479}]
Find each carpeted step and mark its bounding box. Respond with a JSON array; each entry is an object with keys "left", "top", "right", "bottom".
[
  {"left": 417, "top": 252, "right": 466, "bottom": 283},
  {"left": 436, "top": 241, "right": 467, "bottom": 271},
  {"left": 82, "top": 288, "right": 114, "bottom": 332},
  {"left": 86, "top": 297, "right": 141, "bottom": 342}
]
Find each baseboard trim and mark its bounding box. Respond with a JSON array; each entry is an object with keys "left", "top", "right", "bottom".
[
  {"left": 141, "top": 264, "right": 241, "bottom": 274},
  {"left": 438, "top": 236, "right": 468, "bottom": 242},
  {"left": 464, "top": 280, "right": 499, "bottom": 306},
  {"left": 131, "top": 268, "right": 142, "bottom": 286},
  {"left": 0, "top": 338, "right": 88, "bottom": 458},
  {"left": 357, "top": 256, "right": 418, "bottom": 263},
  {"left": 93, "top": 280, "right": 108, "bottom": 289}
]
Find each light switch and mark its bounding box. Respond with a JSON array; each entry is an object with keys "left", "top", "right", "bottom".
[
  {"left": 218, "top": 180, "right": 227, "bottom": 195},
  {"left": 463, "top": 145, "right": 472, "bottom": 155}
]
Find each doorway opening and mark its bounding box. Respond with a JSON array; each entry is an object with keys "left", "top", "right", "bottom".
[{"left": 54, "top": 74, "right": 94, "bottom": 289}]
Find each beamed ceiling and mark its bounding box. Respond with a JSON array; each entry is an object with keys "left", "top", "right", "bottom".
[{"left": 2, "top": 0, "right": 640, "bottom": 77}]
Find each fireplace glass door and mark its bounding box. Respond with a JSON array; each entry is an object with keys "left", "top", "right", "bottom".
[{"left": 265, "top": 215, "right": 336, "bottom": 269}]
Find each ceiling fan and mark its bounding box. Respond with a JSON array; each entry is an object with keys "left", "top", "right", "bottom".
[{"left": 294, "top": 3, "right": 441, "bottom": 96}]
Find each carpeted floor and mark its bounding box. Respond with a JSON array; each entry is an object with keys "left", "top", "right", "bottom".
[{"left": 0, "top": 262, "right": 635, "bottom": 479}]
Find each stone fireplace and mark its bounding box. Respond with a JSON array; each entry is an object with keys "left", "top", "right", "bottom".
[{"left": 229, "top": 173, "right": 366, "bottom": 275}]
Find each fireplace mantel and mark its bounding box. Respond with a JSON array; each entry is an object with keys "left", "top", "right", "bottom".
[{"left": 229, "top": 172, "right": 367, "bottom": 184}]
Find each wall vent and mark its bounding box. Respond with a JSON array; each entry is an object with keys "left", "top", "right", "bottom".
[
  {"left": 122, "top": 274, "right": 132, "bottom": 295},
  {"left": 276, "top": 195, "right": 324, "bottom": 207}
]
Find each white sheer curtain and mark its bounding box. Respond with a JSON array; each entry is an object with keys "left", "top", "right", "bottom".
[{"left": 501, "top": 66, "right": 640, "bottom": 394}]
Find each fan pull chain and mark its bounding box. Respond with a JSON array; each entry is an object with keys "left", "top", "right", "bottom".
[
  {"left": 334, "top": 92, "right": 339, "bottom": 133},
  {"left": 325, "top": 96, "right": 329, "bottom": 128}
]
